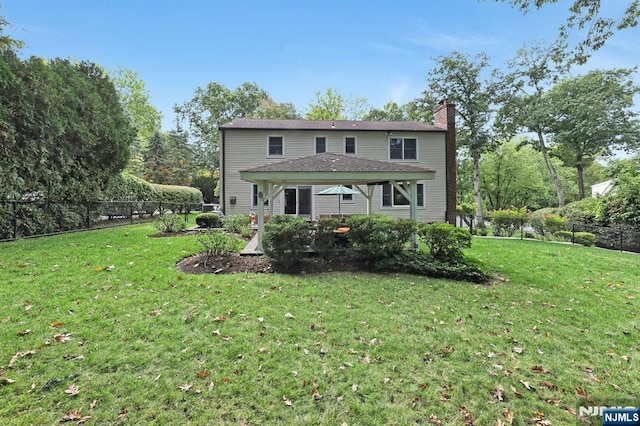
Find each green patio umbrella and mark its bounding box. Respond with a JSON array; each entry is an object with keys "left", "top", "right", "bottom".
[{"left": 316, "top": 184, "right": 360, "bottom": 215}]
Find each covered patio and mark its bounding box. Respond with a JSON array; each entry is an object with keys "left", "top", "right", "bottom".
[{"left": 239, "top": 152, "right": 436, "bottom": 253}]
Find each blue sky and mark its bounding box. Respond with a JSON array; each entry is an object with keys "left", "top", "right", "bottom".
[{"left": 3, "top": 0, "right": 638, "bottom": 130}]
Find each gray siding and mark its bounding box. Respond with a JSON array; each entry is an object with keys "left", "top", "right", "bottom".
[{"left": 222, "top": 129, "right": 447, "bottom": 222}]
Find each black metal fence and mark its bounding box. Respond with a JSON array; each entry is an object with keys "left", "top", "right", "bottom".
[
  {"left": 453, "top": 213, "right": 640, "bottom": 254},
  {"left": 0, "top": 200, "right": 201, "bottom": 242}
]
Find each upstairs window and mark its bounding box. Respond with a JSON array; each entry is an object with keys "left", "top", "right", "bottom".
[
  {"left": 389, "top": 137, "right": 417, "bottom": 160},
  {"left": 268, "top": 136, "right": 284, "bottom": 156},
  {"left": 345, "top": 137, "right": 356, "bottom": 154},
  {"left": 315, "top": 136, "right": 327, "bottom": 154},
  {"left": 382, "top": 183, "right": 425, "bottom": 207}
]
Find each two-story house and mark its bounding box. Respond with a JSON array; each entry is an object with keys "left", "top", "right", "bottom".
[{"left": 219, "top": 100, "right": 456, "bottom": 248}]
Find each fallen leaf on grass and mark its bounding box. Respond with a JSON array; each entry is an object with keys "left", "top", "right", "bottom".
[
  {"left": 510, "top": 385, "right": 523, "bottom": 399},
  {"left": 503, "top": 408, "right": 514, "bottom": 424},
  {"left": 282, "top": 395, "right": 292, "bottom": 406},
  {"left": 540, "top": 381, "right": 557, "bottom": 391},
  {"left": 520, "top": 380, "right": 535, "bottom": 391},
  {"left": 492, "top": 386, "right": 505, "bottom": 401},
  {"left": 8, "top": 350, "right": 36, "bottom": 368},
  {"left": 351, "top": 384, "right": 358, "bottom": 392},
  {"left": 179, "top": 383, "right": 193, "bottom": 392},
  {"left": 428, "top": 413, "right": 442, "bottom": 424},
  {"left": 115, "top": 408, "right": 128, "bottom": 420},
  {"left": 51, "top": 321, "right": 64, "bottom": 328},
  {"left": 16, "top": 329, "right": 32, "bottom": 336},
  {"left": 196, "top": 370, "right": 210, "bottom": 378},
  {"left": 610, "top": 382, "right": 622, "bottom": 391},
  {"left": 531, "top": 365, "right": 551, "bottom": 374},
  {"left": 65, "top": 384, "right": 80, "bottom": 396},
  {"left": 60, "top": 409, "right": 84, "bottom": 422},
  {"left": 54, "top": 333, "right": 73, "bottom": 343},
  {"left": 0, "top": 377, "right": 16, "bottom": 386},
  {"left": 285, "top": 313, "right": 295, "bottom": 319}
]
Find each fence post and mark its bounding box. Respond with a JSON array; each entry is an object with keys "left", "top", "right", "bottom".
[
  {"left": 12, "top": 200, "right": 17, "bottom": 240},
  {"left": 85, "top": 201, "right": 91, "bottom": 229},
  {"left": 130, "top": 201, "right": 134, "bottom": 225},
  {"left": 571, "top": 223, "right": 575, "bottom": 245},
  {"left": 184, "top": 203, "right": 188, "bottom": 223},
  {"left": 620, "top": 229, "right": 623, "bottom": 252}
]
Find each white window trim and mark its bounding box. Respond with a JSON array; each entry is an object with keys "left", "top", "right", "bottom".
[
  {"left": 267, "top": 135, "right": 285, "bottom": 157},
  {"left": 344, "top": 136, "right": 357, "bottom": 155},
  {"left": 388, "top": 137, "right": 419, "bottom": 161},
  {"left": 314, "top": 135, "right": 328, "bottom": 154},
  {"left": 341, "top": 184, "right": 355, "bottom": 204},
  {"left": 380, "top": 182, "right": 426, "bottom": 209}
]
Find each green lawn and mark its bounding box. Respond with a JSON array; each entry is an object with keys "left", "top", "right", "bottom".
[{"left": 0, "top": 225, "right": 638, "bottom": 425}]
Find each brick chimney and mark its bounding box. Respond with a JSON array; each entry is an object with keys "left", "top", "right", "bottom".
[{"left": 434, "top": 100, "right": 457, "bottom": 225}]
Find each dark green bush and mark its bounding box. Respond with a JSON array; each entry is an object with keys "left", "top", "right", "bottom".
[
  {"left": 311, "top": 217, "right": 340, "bottom": 258},
  {"left": 154, "top": 214, "right": 186, "bottom": 233},
  {"left": 553, "top": 230, "right": 573, "bottom": 242},
  {"left": 574, "top": 232, "right": 596, "bottom": 247},
  {"left": 196, "top": 229, "right": 241, "bottom": 258},
  {"left": 418, "top": 222, "right": 471, "bottom": 261},
  {"left": 152, "top": 184, "right": 203, "bottom": 212},
  {"left": 542, "top": 214, "right": 568, "bottom": 235},
  {"left": 223, "top": 214, "right": 250, "bottom": 233},
  {"left": 345, "top": 215, "right": 417, "bottom": 261},
  {"left": 262, "top": 215, "right": 312, "bottom": 267},
  {"left": 196, "top": 213, "right": 221, "bottom": 228},
  {"left": 375, "top": 251, "right": 488, "bottom": 283},
  {"left": 558, "top": 198, "right": 600, "bottom": 225}
]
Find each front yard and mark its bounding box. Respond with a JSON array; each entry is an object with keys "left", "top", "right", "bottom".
[{"left": 0, "top": 224, "right": 637, "bottom": 425}]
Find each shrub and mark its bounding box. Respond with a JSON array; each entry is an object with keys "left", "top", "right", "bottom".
[
  {"left": 574, "top": 232, "right": 596, "bottom": 247},
  {"left": 154, "top": 214, "right": 186, "bottom": 233},
  {"left": 196, "top": 212, "right": 222, "bottom": 228},
  {"left": 553, "top": 230, "right": 573, "bottom": 242},
  {"left": 489, "top": 207, "right": 529, "bottom": 237},
  {"left": 345, "top": 215, "right": 417, "bottom": 261},
  {"left": 558, "top": 198, "right": 600, "bottom": 225},
  {"left": 375, "top": 251, "right": 488, "bottom": 283},
  {"left": 542, "top": 214, "right": 567, "bottom": 235},
  {"left": 262, "top": 215, "right": 312, "bottom": 267},
  {"left": 195, "top": 229, "right": 240, "bottom": 258},
  {"left": 311, "top": 217, "right": 340, "bottom": 258},
  {"left": 418, "top": 222, "right": 471, "bottom": 261},
  {"left": 530, "top": 207, "right": 560, "bottom": 235},
  {"left": 223, "top": 214, "right": 250, "bottom": 233}
]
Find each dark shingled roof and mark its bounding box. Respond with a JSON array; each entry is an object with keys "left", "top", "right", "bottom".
[
  {"left": 220, "top": 118, "right": 446, "bottom": 132},
  {"left": 240, "top": 152, "right": 436, "bottom": 173}
]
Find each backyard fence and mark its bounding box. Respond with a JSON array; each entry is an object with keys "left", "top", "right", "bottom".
[
  {"left": 0, "top": 199, "right": 201, "bottom": 242},
  {"left": 455, "top": 213, "right": 640, "bottom": 254}
]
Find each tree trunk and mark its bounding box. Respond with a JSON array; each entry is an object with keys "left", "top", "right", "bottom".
[
  {"left": 536, "top": 129, "right": 565, "bottom": 207},
  {"left": 472, "top": 150, "right": 485, "bottom": 228},
  {"left": 576, "top": 164, "right": 585, "bottom": 200}
]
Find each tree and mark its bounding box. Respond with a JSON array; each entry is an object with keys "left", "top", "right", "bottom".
[
  {"left": 174, "top": 82, "right": 270, "bottom": 171},
  {"left": 420, "top": 51, "right": 497, "bottom": 227},
  {"left": 545, "top": 68, "right": 640, "bottom": 199},
  {"left": 363, "top": 102, "right": 409, "bottom": 121},
  {"left": 305, "top": 88, "right": 369, "bottom": 120},
  {"left": 164, "top": 127, "right": 195, "bottom": 186},
  {"left": 143, "top": 131, "right": 169, "bottom": 184},
  {"left": 0, "top": 53, "right": 133, "bottom": 200},
  {"left": 501, "top": 0, "right": 640, "bottom": 64},
  {"left": 254, "top": 98, "right": 300, "bottom": 119},
  {"left": 599, "top": 155, "right": 640, "bottom": 229},
  {"left": 480, "top": 140, "right": 549, "bottom": 210},
  {"left": 106, "top": 67, "right": 163, "bottom": 177},
  {"left": 496, "top": 43, "right": 569, "bottom": 206}
]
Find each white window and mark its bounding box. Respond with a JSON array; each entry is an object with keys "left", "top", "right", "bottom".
[
  {"left": 342, "top": 184, "right": 355, "bottom": 203},
  {"left": 268, "top": 136, "right": 284, "bottom": 157},
  {"left": 315, "top": 136, "right": 327, "bottom": 154},
  {"left": 251, "top": 184, "right": 269, "bottom": 207},
  {"left": 344, "top": 136, "right": 356, "bottom": 154},
  {"left": 382, "top": 183, "right": 425, "bottom": 207},
  {"left": 389, "top": 137, "right": 417, "bottom": 160}
]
